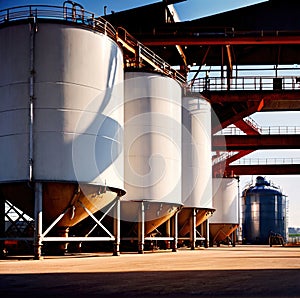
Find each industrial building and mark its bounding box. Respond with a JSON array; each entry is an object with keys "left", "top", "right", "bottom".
[{"left": 0, "top": 0, "right": 299, "bottom": 259}]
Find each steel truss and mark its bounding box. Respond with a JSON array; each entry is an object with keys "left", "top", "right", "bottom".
[{"left": 0, "top": 182, "right": 121, "bottom": 259}]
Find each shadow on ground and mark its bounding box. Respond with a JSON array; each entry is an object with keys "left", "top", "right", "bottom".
[{"left": 1, "top": 269, "right": 299, "bottom": 297}]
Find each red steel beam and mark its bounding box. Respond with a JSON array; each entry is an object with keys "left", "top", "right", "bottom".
[
  {"left": 204, "top": 90, "right": 300, "bottom": 104},
  {"left": 212, "top": 134, "right": 300, "bottom": 150},
  {"left": 225, "top": 150, "right": 255, "bottom": 165},
  {"left": 234, "top": 119, "right": 261, "bottom": 135},
  {"left": 142, "top": 36, "right": 300, "bottom": 46},
  {"left": 226, "top": 164, "right": 300, "bottom": 175},
  {"left": 212, "top": 100, "right": 263, "bottom": 134}
]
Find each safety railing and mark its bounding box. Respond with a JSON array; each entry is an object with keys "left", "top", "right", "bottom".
[
  {"left": 0, "top": 4, "right": 117, "bottom": 40},
  {"left": 117, "top": 27, "right": 186, "bottom": 85},
  {"left": 191, "top": 76, "right": 300, "bottom": 92},
  {"left": 217, "top": 125, "right": 300, "bottom": 135},
  {"left": 152, "top": 26, "right": 300, "bottom": 40},
  {"left": 243, "top": 116, "right": 261, "bottom": 132},
  {"left": 231, "top": 157, "right": 300, "bottom": 165},
  {"left": 0, "top": 4, "right": 186, "bottom": 86},
  {"left": 212, "top": 151, "right": 238, "bottom": 165}
]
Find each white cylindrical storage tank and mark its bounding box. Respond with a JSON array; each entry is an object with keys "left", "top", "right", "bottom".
[
  {"left": 34, "top": 23, "right": 124, "bottom": 187},
  {"left": 210, "top": 178, "right": 239, "bottom": 245},
  {"left": 181, "top": 96, "right": 212, "bottom": 208},
  {"left": 123, "top": 71, "right": 182, "bottom": 234},
  {"left": 178, "top": 96, "right": 214, "bottom": 237},
  {"left": 0, "top": 23, "right": 30, "bottom": 182},
  {"left": 0, "top": 18, "right": 124, "bottom": 228},
  {"left": 211, "top": 178, "right": 239, "bottom": 223}
]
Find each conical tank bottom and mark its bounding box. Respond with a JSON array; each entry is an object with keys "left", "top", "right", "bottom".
[
  {"left": 120, "top": 201, "right": 181, "bottom": 236},
  {"left": 0, "top": 182, "right": 121, "bottom": 228},
  {"left": 210, "top": 223, "right": 239, "bottom": 244},
  {"left": 178, "top": 207, "right": 214, "bottom": 237}
]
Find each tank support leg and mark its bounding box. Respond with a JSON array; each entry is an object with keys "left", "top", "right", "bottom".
[
  {"left": 165, "top": 218, "right": 171, "bottom": 249},
  {"left": 204, "top": 219, "right": 209, "bottom": 248},
  {"left": 113, "top": 197, "right": 120, "bottom": 256},
  {"left": 34, "top": 182, "right": 43, "bottom": 260},
  {"left": 232, "top": 228, "right": 236, "bottom": 247},
  {"left": 138, "top": 201, "right": 145, "bottom": 254},
  {"left": 190, "top": 208, "right": 196, "bottom": 250},
  {"left": 172, "top": 211, "right": 178, "bottom": 252}
]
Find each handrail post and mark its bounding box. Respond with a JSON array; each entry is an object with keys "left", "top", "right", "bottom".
[
  {"left": 260, "top": 77, "right": 262, "bottom": 90},
  {"left": 63, "top": 1, "right": 74, "bottom": 20},
  {"left": 92, "top": 13, "right": 95, "bottom": 28},
  {"left": 73, "top": 3, "right": 84, "bottom": 23},
  {"left": 5, "top": 8, "right": 9, "bottom": 22}
]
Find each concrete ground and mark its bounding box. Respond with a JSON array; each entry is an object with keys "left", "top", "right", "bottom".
[{"left": 0, "top": 245, "right": 300, "bottom": 297}]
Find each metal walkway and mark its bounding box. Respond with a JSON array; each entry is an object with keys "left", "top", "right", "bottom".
[{"left": 191, "top": 75, "right": 300, "bottom": 92}]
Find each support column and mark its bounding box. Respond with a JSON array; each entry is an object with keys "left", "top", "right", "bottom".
[
  {"left": 172, "top": 211, "right": 178, "bottom": 252},
  {"left": 199, "top": 220, "right": 204, "bottom": 243},
  {"left": 34, "top": 182, "right": 43, "bottom": 260},
  {"left": 204, "top": 218, "right": 209, "bottom": 248},
  {"left": 113, "top": 197, "right": 120, "bottom": 256},
  {"left": 165, "top": 218, "right": 171, "bottom": 249},
  {"left": 0, "top": 193, "right": 5, "bottom": 257},
  {"left": 226, "top": 64, "right": 231, "bottom": 91},
  {"left": 138, "top": 201, "right": 145, "bottom": 254},
  {"left": 190, "top": 208, "right": 196, "bottom": 250},
  {"left": 232, "top": 227, "right": 236, "bottom": 247}
]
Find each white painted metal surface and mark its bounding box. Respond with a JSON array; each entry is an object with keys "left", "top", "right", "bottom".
[
  {"left": 182, "top": 96, "right": 212, "bottom": 208},
  {"left": 124, "top": 72, "right": 182, "bottom": 205},
  {"left": 0, "top": 24, "right": 30, "bottom": 181},
  {"left": 0, "top": 23, "right": 124, "bottom": 190},
  {"left": 211, "top": 178, "right": 239, "bottom": 224}
]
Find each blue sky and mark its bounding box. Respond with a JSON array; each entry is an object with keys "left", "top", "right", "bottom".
[
  {"left": 1, "top": 0, "right": 299, "bottom": 227},
  {"left": 0, "top": 0, "right": 267, "bottom": 19}
]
